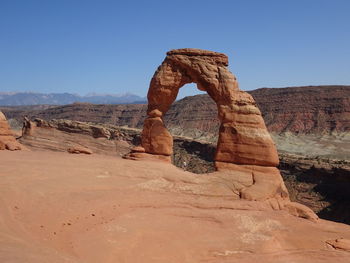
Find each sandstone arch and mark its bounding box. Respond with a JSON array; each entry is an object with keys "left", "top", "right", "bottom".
[
  {"left": 124, "top": 49, "right": 318, "bottom": 212},
  {"left": 140, "top": 48, "right": 279, "bottom": 168}
]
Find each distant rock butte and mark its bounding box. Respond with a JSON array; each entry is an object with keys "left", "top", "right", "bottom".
[
  {"left": 0, "top": 111, "right": 22, "bottom": 150},
  {"left": 164, "top": 85, "right": 350, "bottom": 137}
]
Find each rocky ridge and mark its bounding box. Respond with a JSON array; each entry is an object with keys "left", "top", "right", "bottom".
[{"left": 21, "top": 116, "right": 320, "bottom": 222}]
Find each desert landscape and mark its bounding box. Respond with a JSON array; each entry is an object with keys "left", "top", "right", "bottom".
[
  {"left": 1, "top": 1, "right": 350, "bottom": 262},
  {"left": 1, "top": 48, "right": 350, "bottom": 262}
]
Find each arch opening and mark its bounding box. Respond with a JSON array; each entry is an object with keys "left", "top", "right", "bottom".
[
  {"left": 163, "top": 83, "right": 219, "bottom": 173},
  {"left": 175, "top": 83, "right": 207, "bottom": 100}
]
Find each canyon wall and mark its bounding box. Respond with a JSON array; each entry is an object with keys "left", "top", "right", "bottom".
[{"left": 2, "top": 85, "right": 348, "bottom": 135}]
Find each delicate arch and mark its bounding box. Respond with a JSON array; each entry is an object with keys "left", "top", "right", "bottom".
[{"left": 141, "top": 49, "right": 279, "bottom": 168}]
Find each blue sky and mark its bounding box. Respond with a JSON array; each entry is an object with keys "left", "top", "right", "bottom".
[{"left": 0, "top": 0, "right": 349, "bottom": 98}]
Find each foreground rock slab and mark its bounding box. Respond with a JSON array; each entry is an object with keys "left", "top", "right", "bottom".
[{"left": 0, "top": 151, "right": 350, "bottom": 263}]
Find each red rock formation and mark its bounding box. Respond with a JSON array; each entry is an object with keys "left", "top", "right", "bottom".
[
  {"left": 67, "top": 146, "right": 93, "bottom": 154},
  {"left": 134, "top": 49, "right": 300, "bottom": 206},
  {"left": 0, "top": 111, "right": 22, "bottom": 150},
  {"left": 141, "top": 48, "right": 279, "bottom": 167},
  {"left": 1, "top": 151, "right": 349, "bottom": 262}
]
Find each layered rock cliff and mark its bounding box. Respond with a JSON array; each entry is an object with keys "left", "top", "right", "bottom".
[
  {"left": 2, "top": 85, "right": 349, "bottom": 135},
  {"left": 165, "top": 85, "right": 350, "bottom": 135}
]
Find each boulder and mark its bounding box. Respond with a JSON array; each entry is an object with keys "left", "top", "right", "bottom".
[
  {"left": 67, "top": 146, "right": 93, "bottom": 154},
  {"left": 0, "top": 111, "right": 23, "bottom": 151}
]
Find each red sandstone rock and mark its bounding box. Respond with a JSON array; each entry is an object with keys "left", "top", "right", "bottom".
[
  {"left": 22, "top": 116, "right": 35, "bottom": 136},
  {"left": 0, "top": 140, "right": 5, "bottom": 150},
  {"left": 141, "top": 117, "right": 173, "bottom": 156},
  {"left": 0, "top": 111, "right": 23, "bottom": 151},
  {"left": 0, "top": 151, "right": 349, "bottom": 262},
  {"left": 137, "top": 49, "right": 286, "bottom": 202},
  {"left": 215, "top": 162, "right": 289, "bottom": 200},
  {"left": 326, "top": 238, "right": 350, "bottom": 252},
  {"left": 131, "top": 146, "right": 146, "bottom": 153},
  {"left": 5, "top": 141, "right": 22, "bottom": 151},
  {"left": 141, "top": 48, "right": 278, "bottom": 167},
  {"left": 67, "top": 146, "right": 93, "bottom": 154},
  {"left": 126, "top": 152, "right": 171, "bottom": 162},
  {"left": 283, "top": 202, "right": 319, "bottom": 222}
]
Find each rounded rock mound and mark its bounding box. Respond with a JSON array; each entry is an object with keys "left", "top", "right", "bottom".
[{"left": 0, "top": 111, "right": 23, "bottom": 151}]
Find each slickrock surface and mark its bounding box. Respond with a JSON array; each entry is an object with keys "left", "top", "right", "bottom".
[
  {"left": 16, "top": 118, "right": 350, "bottom": 224},
  {"left": 0, "top": 111, "right": 22, "bottom": 150},
  {"left": 18, "top": 119, "right": 136, "bottom": 157},
  {"left": 1, "top": 150, "right": 350, "bottom": 263}
]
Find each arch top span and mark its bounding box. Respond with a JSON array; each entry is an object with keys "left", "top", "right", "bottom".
[
  {"left": 140, "top": 48, "right": 279, "bottom": 168},
  {"left": 166, "top": 48, "right": 229, "bottom": 66}
]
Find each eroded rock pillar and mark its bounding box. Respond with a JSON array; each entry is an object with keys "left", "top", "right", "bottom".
[
  {"left": 138, "top": 59, "right": 191, "bottom": 160},
  {"left": 215, "top": 91, "right": 279, "bottom": 167}
]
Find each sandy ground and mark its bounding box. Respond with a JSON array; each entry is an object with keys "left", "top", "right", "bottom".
[{"left": 1, "top": 151, "right": 350, "bottom": 263}]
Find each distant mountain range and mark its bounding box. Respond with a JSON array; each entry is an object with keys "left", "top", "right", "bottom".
[{"left": 0, "top": 92, "right": 147, "bottom": 106}]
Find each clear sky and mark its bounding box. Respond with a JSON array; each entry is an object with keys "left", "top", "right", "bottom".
[{"left": 0, "top": 0, "right": 349, "bottom": 98}]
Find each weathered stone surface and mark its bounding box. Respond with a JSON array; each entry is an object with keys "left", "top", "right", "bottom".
[
  {"left": 19, "top": 119, "right": 136, "bottom": 156},
  {"left": 0, "top": 111, "right": 6, "bottom": 121},
  {"left": 67, "top": 146, "right": 93, "bottom": 154},
  {"left": 141, "top": 117, "right": 173, "bottom": 156},
  {"left": 5, "top": 141, "right": 22, "bottom": 151},
  {"left": 141, "top": 48, "right": 278, "bottom": 167},
  {"left": 284, "top": 202, "right": 319, "bottom": 222},
  {"left": 0, "top": 151, "right": 349, "bottom": 262},
  {"left": 125, "top": 152, "right": 172, "bottom": 162},
  {"left": 0, "top": 140, "right": 5, "bottom": 150},
  {"left": 326, "top": 238, "right": 350, "bottom": 252},
  {"left": 215, "top": 162, "right": 289, "bottom": 200},
  {"left": 131, "top": 146, "right": 146, "bottom": 153},
  {"left": 137, "top": 49, "right": 286, "bottom": 201},
  {"left": 0, "top": 111, "right": 23, "bottom": 151},
  {"left": 22, "top": 116, "right": 35, "bottom": 136}
]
